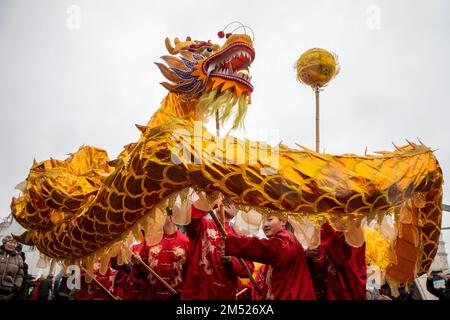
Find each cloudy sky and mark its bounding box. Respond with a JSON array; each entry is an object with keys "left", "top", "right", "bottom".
[{"left": 1, "top": 0, "right": 449, "bottom": 256}]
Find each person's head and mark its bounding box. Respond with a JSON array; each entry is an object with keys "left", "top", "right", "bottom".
[
  {"left": 2, "top": 235, "right": 18, "bottom": 251},
  {"left": 262, "top": 215, "right": 286, "bottom": 238}
]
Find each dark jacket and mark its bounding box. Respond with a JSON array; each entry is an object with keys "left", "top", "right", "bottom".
[
  {"left": 54, "top": 276, "right": 71, "bottom": 300},
  {"left": 16, "top": 263, "right": 35, "bottom": 300},
  {"left": 426, "top": 277, "right": 450, "bottom": 300},
  {"left": 0, "top": 245, "right": 24, "bottom": 295},
  {"left": 37, "top": 277, "right": 53, "bottom": 300}
]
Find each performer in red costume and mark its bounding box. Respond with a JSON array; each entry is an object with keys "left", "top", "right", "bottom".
[
  {"left": 132, "top": 208, "right": 189, "bottom": 300},
  {"left": 126, "top": 242, "right": 147, "bottom": 300},
  {"left": 224, "top": 215, "right": 316, "bottom": 300},
  {"left": 311, "top": 219, "right": 367, "bottom": 300},
  {"left": 110, "top": 257, "right": 131, "bottom": 300},
  {"left": 181, "top": 196, "right": 254, "bottom": 300}
]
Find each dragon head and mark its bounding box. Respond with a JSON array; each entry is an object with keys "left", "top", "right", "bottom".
[{"left": 155, "top": 33, "right": 255, "bottom": 129}]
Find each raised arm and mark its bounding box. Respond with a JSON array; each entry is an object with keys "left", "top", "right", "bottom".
[{"left": 225, "top": 232, "right": 294, "bottom": 267}]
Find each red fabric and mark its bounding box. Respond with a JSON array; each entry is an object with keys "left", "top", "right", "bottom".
[
  {"left": 112, "top": 268, "right": 129, "bottom": 300},
  {"left": 181, "top": 205, "right": 254, "bottom": 300},
  {"left": 29, "top": 278, "right": 41, "bottom": 300},
  {"left": 315, "top": 222, "right": 367, "bottom": 300},
  {"left": 250, "top": 264, "right": 268, "bottom": 301},
  {"left": 137, "top": 230, "right": 189, "bottom": 300},
  {"left": 77, "top": 268, "right": 116, "bottom": 300},
  {"left": 225, "top": 229, "right": 316, "bottom": 300}
]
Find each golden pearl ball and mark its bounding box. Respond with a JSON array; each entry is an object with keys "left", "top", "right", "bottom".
[{"left": 296, "top": 48, "right": 340, "bottom": 88}]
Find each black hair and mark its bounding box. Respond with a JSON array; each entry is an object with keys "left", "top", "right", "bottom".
[{"left": 285, "top": 221, "right": 295, "bottom": 234}]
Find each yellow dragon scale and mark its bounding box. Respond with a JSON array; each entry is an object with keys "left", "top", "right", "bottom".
[{"left": 11, "top": 35, "right": 443, "bottom": 288}]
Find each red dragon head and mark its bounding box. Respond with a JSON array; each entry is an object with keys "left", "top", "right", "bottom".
[{"left": 155, "top": 32, "right": 255, "bottom": 129}]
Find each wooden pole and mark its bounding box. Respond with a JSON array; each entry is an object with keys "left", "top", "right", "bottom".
[
  {"left": 315, "top": 87, "right": 320, "bottom": 153},
  {"left": 236, "top": 287, "right": 248, "bottom": 299},
  {"left": 82, "top": 267, "right": 117, "bottom": 300},
  {"left": 219, "top": 204, "right": 225, "bottom": 227},
  {"left": 215, "top": 110, "right": 220, "bottom": 137}
]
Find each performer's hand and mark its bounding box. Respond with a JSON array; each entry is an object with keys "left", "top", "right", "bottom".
[
  {"left": 114, "top": 296, "right": 122, "bottom": 300},
  {"left": 131, "top": 253, "right": 141, "bottom": 265},
  {"left": 219, "top": 245, "right": 231, "bottom": 265}
]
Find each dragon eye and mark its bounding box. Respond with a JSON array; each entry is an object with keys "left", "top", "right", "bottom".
[{"left": 207, "top": 48, "right": 212, "bottom": 52}]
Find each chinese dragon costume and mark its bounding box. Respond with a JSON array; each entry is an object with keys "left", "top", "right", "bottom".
[{"left": 10, "top": 30, "right": 443, "bottom": 292}]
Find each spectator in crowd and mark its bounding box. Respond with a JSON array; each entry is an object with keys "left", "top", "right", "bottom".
[
  {"left": 14, "top": 244, "right": 35, "bottom": 300},
  {"left": 0, "top": 235, "right": 24, "bottom": 300}
]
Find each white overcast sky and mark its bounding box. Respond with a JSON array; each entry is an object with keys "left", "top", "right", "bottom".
[{"left": 1, "top": 0, "right": 449, "bottom": 256}]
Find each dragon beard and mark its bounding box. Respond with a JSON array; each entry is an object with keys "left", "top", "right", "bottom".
[{"left": 197, "top": 87, "right": 248, "bottom": 131}]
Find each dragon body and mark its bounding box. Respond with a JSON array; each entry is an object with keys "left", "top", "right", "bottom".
[{"left": 11, "top": 33, "right": 443, "bottom": 289}]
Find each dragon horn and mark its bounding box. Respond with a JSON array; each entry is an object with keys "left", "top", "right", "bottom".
[
  {"left": 154, "top": 62, "right": 180, "bottom": 82},
  {"left": 186, "top": 36, "right": 191, "bottom": 41},
  {"left": 160, "top": 55, "right": 189, "bottom": 71},
  {"left": 165, "top": 37, "right": 178, "bottom": 54},
  {"left": 160, "top": 81, "right": 178, "bottom": 92}
]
